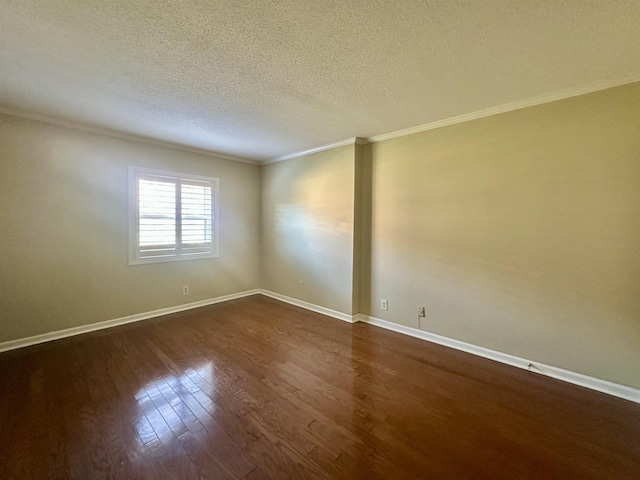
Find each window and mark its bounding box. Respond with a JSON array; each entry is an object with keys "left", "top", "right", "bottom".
[{"left": 129, "top": 166, "right": 219, "bottom": 265}]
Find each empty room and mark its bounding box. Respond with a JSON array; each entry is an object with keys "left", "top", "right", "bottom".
[{"left": 1, "top": 1, "right": 639, "bottom": 479}]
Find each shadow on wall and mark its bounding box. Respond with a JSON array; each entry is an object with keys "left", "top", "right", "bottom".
[
  {"left": 263, "top": 147, "right": 356, "bottom": 314},
  {"left": 274, "top": 202, "right": 349, "bottom": 301},
  {"left": 369, "top": 95, "right": 640, "bottom": 383}
]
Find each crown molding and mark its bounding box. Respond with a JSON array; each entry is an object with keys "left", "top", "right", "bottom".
[
  {"left": 367, "top": 74, "right": 640, "bottom": 143},
  {"left": 262, "top": 74, "right": 640, "bottom": 163},
  {"left": 0, "top": 105, "right": 259, "bottom": 165},
  {"left": 263, "top": 137, "right": 368, "bottom": 165},
  {"left": 4, "top": 74, "right": 638, "bottom": 165}
]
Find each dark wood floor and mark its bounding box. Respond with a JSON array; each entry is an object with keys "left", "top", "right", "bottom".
[{"left": 0, "top": 295, "right": 638, "bottom": 479}]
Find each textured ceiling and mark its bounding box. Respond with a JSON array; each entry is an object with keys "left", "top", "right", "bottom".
[{"left": 0, "top": 1, "right": 639, "bottom": 161}]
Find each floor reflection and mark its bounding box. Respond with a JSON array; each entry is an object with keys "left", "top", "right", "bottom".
[
  {"left": 350, "top": 323, "right": 376, "bottom": 477},
  {"left": 134, "top": 362, "right": 215, "bottom": 444}
]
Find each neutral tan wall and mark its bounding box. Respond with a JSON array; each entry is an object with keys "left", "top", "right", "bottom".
[
  {"left": 0, "top": 114, "right": 261, "bottom": 343},
  {"left": 3, "top": 85, "right": 638, "bottom": 390},
  {"left": 368, "top": 82, "right": 640, "bottom": 388},
  {"left": 261, "top": 146, "right": 356, "bottom": 315},
  {"left": 354, "top": 143, "right": 372, "bottom": 315}
]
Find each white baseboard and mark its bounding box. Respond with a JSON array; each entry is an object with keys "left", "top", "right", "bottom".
[
  {"left": 0, "top": 289, "right": 261, "bottom": 353},
  {"left": 3, "top": 289, "right": 637, "bottom": 404},
  {"left": 355, "top": 314, "right": 640, "bottom": 404},
  {"left": 259, "top": 290, "right": 356, "bottom": 323}
]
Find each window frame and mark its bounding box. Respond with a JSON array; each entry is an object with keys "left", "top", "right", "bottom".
[{"left": 128, "top": 166, "right": 219, "bottom": 265}]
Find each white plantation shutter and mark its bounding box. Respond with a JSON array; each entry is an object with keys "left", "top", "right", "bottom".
[
  {"left": 129, "top": 167, "right": 218, "bottom": 264},
  {"left": 138, "top": 177, "right": 177, "bottom": 254},
  {"left": 180, "top": 182, "right": 212, "bottom": 251}
]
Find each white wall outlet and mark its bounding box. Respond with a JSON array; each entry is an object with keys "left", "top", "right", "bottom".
[
  {"left": 381, "top": 299, "right": 388, "bottom": 311},
  {"left": 417, "top": 306, "right": 426, "bottom": 317},
  {"left": 182, "top": 286, "right": 189, "bottom": 295},
  {"left": 298, "top": 280, "right": 304, "bottom": 288}
]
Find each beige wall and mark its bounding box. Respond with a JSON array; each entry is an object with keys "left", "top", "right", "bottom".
[
  {"left": 261, "top": 145, "right": 356, "bottom": 315},
  {"left": 368, "top": 82, "right": 640, "bottom": 387},
  {"left": 0, "top": 114, "right": 261, "bottom": 343},
  {"left": 354, "top": 142, "right": 373, "bottom": 315},
  {"left": 2, "top": 83, "right": 638, "bottom": 389}
]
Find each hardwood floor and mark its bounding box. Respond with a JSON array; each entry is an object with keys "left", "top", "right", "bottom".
[{"left": 0, "top": 295, "right": 638, "bottom": 479}]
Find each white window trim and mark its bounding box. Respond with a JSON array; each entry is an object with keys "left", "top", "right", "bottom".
[{"left": 128, "top": 166, "right": 219, "bottom": 265}]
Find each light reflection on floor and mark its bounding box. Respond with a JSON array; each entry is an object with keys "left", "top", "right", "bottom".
[{"left": 134, "top": 362, "right": 215, "bottom": 444}]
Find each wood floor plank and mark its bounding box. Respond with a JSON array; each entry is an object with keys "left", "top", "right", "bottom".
[{"left": 0, "top": 294, "right": 638, "bottom": 479}]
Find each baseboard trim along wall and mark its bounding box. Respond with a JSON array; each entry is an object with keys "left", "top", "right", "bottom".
[
  {"left": 0, "top": 289, "right": 261, "bottom": 353},
  {"left": 259, "top": 290, "right": 356, "bottom": 323},
  {"left": 1, "top": 290, "right": 637, "bottom": 403},
  {"left": 256, "top": 292, "right": 638, "bottom": 402},
  {"left": 355, "top": 314, "right": 640, "bottom": 404}
]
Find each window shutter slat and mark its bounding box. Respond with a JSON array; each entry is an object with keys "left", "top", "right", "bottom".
[
  {"left": 181, "top": 183, "right": 212, "bottom": 248},
  {"left": 138, "top": 178, "right": 176, "bottom": 251},
  {"left": 129, "top": 167, "right": 218, "bottom": 264}
]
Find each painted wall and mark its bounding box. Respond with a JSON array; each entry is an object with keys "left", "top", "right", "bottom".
[
  {"left": 2, "top": 82, "right": 638, "bottom": 390},
  {"left": 0, "top": 114, "right": 261, "bottom": 343},
  {"left": 367, "top": 82, "right": 640, "bottom": 388},
  {"left": 261, "top": 146, "right": 356, "bottom": 315}
]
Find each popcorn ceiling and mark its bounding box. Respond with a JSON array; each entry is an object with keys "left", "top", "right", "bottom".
[{"left": 0, "top": 0, "right": 638, "bottom": 161}]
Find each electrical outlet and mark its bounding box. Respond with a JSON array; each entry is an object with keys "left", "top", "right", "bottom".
[
  {"left": 417, "top": 306, "right": 426, "bottom": 317},
  {"left": 298, "top": 280, "right": 304, "bottom": 289},
  {"left": 381, "top": 299, "right": 388, "bottom": 311},
  {"left": 182, "top": 285, "right": 189, "bottom": 295}
]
